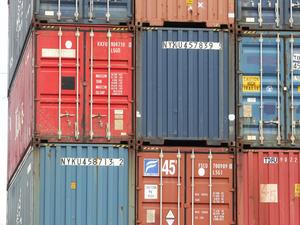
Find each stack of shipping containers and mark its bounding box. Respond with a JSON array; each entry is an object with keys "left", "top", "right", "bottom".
[
  {"left": 236, "top": 2, "right": 300, "bottom": 225},
  {"left": 7, "top": 2, "right": 135, "bottom": 225},
  {"left": 135, "top": 1, "right": 236, "bottom": 224},
  {"left": 8, "top": 1, "right": 300, "bottom": 225}
]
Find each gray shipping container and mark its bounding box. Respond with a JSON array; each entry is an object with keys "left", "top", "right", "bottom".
[
  {"left": 136, "top": 28, "right": 235, "bottom": 145},
  {"left": 8, "top": 0, "right": 132, "bottom": 88},
  {"left": 7, "top": 144, "right": 135, "bottom": 225}
]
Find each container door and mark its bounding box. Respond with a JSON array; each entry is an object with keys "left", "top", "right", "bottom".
[
  {"left": 186, "top": 152, "right": 234, "bottom": 225},
  {"left": 284, "top": 1, "right": 300, "bottom": 28},
  {"left": 286, "top": 35, "right": 300, "bottom": 146},
  {"left": 137, "top": 151, "right": 185, "bottom": 225},
  {"left": 85, "top": 29, "right": 132, "bottom": 141},
  {"left": 238, "top": 0, "right": 282, "bottom": 28},
  {"left": 84, "top": 0, "right": 131, "bottom": 24},
  {"left": 36, "top": 28, "right": 84, "bottom": 141},
  {"left": 239, "top": 35, "right": 284, "bottom": 146},
  {"left": 37, "top": 0, "right": 80, "bottom": 22}
]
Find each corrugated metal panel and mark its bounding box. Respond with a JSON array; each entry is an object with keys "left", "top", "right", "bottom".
[
  {"left": 7, "top": 34, "right": 34, "bottom": 181},
  {"left": 238, "top": 31, "right": 300, "bottom": 147},
  {"left": 7, "top": 144, "right": 132, "bottom": 225},
  {"left": 8, "top": 0, "right": 33, "bottom": 87},
  {"left": 238, "top": 150, "right": 300, "bottom": 225},
  {"left": 7, "top": 151, "right": 34, "bottom": 225},
  {"left": 137, "top": 147, "right": 234, "bottom": 225},
  {"left": 136, "top": 28, "right": 235, "bottom": 144},
  {"left": 8, "top": 0, "right": 132, "bottom": 88},
  {"left": 237, "top": 0, "right": 300, "bottom": 29},
  {"left": 135, "top": 0, "right": 234, "bottom": 27}
]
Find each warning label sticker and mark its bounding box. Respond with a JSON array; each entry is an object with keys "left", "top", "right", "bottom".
[
  {"left": 144, "top": 185, "right": 158, "bottom": 199},
  {"left": 295, "top": 184, "right": 300, "bottom": 197},
  {"left": 242, "top": 76, "right": 260, "bottom": 92}
]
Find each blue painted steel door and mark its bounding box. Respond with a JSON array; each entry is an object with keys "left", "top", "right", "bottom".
[
  {"left": 239, "top": 34, "right": 285, "bottom": 147},
  {"left": 286, "top": 35, "right": 300, "bottom": 146},
  {"left": 237, "top": 0, "right": 283, "bottom": 28},
  {"left": 83, "top": 0, "right": 132, "bottom": 24},
  {"left": 237, "top": 0, "right": 300, "bottom": 29}
]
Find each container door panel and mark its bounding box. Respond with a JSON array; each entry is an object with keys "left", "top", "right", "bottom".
[
  {"left": 239, "top": 36, "right": 284, "bottom": 146},
  {"left": 285, "top": 1, "right": 300, "bottom": 28},
  {"left": 38, "top": 0, "right": 79, "bottom": 21},
  {"left": 186, "top": 153, "right": 234, "bottom": 225},
  {"left": 36, "top": 30, "right": 84, "bottom": 140},
  {"left": 84, "top": 0, "right": 132, "bottom": 24},
  {"left": 137, "top": 151, "right": 185, "bottom": 225},
  {"left": 238, "top": 0, "right": 282, "bottom": 28},
  {"left": 85, "top": 30, "right": 132, "bottom": 141},
  {"left": 286, "top": 36, "right": 300, "bottom": 146}
]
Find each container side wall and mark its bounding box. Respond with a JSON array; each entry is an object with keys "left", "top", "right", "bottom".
[
  {"left": 8, "top": 0, "right": 33, "bottom": 87},
  {"left": 7, "top": 152, "right": 34, "bottom": 225},
  {"left": 7, "top": 34, "right": 34, "bottom": 181}
]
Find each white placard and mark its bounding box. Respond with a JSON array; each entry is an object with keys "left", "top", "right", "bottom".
[{"left": 144, "top": 185, "right": 158, "bottom": 199}]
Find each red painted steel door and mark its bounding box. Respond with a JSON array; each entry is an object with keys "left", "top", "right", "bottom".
[
  {"left": 36, "top": 29, "right": 84, "bottom": 141},
  {"left": 137, "top": 151, "right": 185, "bottom": 225},
  {"left": 85, "top": 29, "right": 133, "bottom": 142},
  {"left": 137, "top": 148, "right": 234, "bottom": 225},
  {"left": 186, "top": 153, "right": 234, "bottom": 225}
]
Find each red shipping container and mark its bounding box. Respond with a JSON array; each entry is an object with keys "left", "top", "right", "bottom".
[
  {"left": 8, "top": 26, "right": 133, "bottom": 181},
  {"left": 137, "top": 147, "right": 234, "bottom": 225},
  {"left": 237, "top": 150, "right": 300, "bottom": 225}
]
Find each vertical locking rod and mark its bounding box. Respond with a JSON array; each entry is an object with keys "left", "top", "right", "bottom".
[
  {"left": 258, "top": 0, "right": 263, "bottom": 27},
  {"left": 259, "top": 34, "right": 264, "bottom": 144},
  {"left": 275, "top": 0, "right": 280, "bottom": 27},
  {"left": 106, "top": 30, "right": 112, "bottom": 140},
  {"left": 106, "top": 0, "right": 111, "bottom": 22},
  {"left": 89, "top": 0, "right": 94, "bottom": 21},
  {"left": 159, "top": 149, "right": 164, "bottom": 225},
  {"left": 191, "top": 149, "right": 195, "bottom": 225},
  {"left": 290, "top": 0, "right": 294, "bottom": 27},
  {"left": 74, "top": 0, "right": 79, "bottom": 21},
  {"left": 57, "top": 0, "right": 61, "bottom": 20},
  {"left": 177, "top": 149, "right": 181, "bottom": 225},
  {"left": 209, "top": 150, "right": 213, "bottom": 225},
  {"left": 89, "top": 29, "right": 94, "bottom": 140},
  {"left": 75, "top": 29, "right": 80, "bottom": 139},
  {"left": 291, "top": 34, "right": 296, "bottom": 144},
  {"left": 58, "top": 27, "right": 62, "bottom": 139},
  {"left": 276, "top": 33, "right": 281, "bottom": 145}
]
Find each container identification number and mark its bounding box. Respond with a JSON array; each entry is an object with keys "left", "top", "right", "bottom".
[
  {"left": 162, "top": 41, "right": 222, "bottom": 50},
  {"left": 60, "top": 157, "right": 124, "bottom": 166}
]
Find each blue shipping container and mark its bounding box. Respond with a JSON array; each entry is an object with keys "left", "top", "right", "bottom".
[
  {"left": 136, "top": 28, "right": 235, "bottom": 145},
  {"left": 8, "top": 0, "right": 132, "bottom": 88},
  {"left": 238, "top": 31, "right": 300, "bottom": 147},
  {"left": 237, "top": 0, "right": 300, "bottom": 29},
  {"left": 7, "top": 144, "right": 133, "bottom": 225}
]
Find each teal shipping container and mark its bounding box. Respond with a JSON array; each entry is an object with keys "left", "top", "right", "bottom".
[{"left": 7, "top": 144, "right": 135, "bottom": 225}]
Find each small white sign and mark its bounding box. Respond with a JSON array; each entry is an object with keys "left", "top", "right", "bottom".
[
  {"left": 263, "top": 157, "right": 278, "bottom": 164},
  {"left": 144, "top": 185, "right": 158, "bottom": 199},
  {"left": 247, "top": 98, "right": 256, "bottom": 103},
  {"left": 246, "top": 17, "right": 255, "bottom": 23}
]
